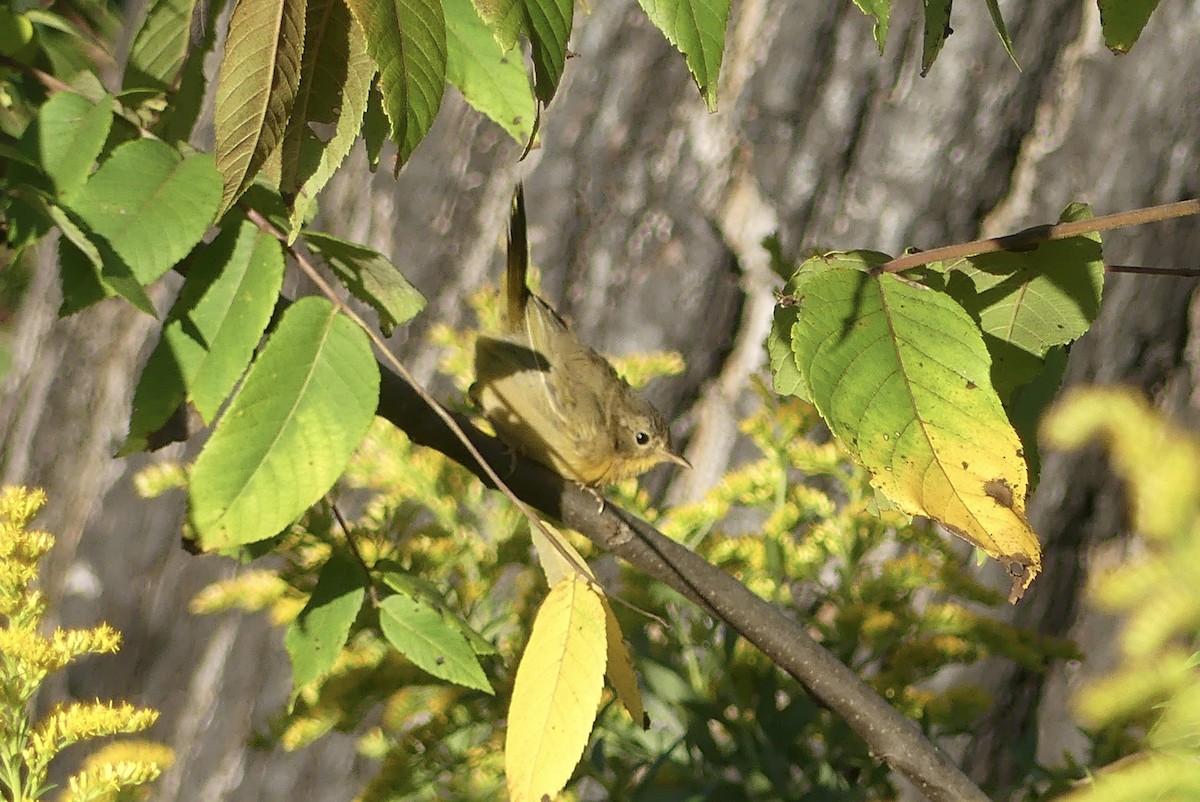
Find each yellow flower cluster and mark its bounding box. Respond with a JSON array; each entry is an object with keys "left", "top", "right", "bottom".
[{"left": 0, "top": 486, "right": 171, "bottom": 802}]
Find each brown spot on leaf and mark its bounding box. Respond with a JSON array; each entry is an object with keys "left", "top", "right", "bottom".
[
  {"left": 966, "top": 380, "right": 976, "bottom": 389},
  {"left": 984, "top": 478, "right": 1014, "bottom": 509}
]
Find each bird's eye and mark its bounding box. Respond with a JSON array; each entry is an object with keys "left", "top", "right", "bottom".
[{"left": 635, "top": 431, "right": 650, "bottom": 446}]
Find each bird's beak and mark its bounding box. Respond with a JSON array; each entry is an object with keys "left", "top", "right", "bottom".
[{"left": 663, "top": 448, "right": 692, "bottom": 470}]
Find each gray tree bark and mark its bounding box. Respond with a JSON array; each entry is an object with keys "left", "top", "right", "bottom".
[{"left": 2, "top": 0, "right": 1198, "bottom": 799}]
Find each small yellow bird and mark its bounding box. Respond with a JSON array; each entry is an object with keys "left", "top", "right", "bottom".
[{"left": 470, "top": 185, "right": 690, "bottom": 487}]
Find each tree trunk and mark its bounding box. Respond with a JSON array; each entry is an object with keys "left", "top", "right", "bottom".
[{"left": 2, "top": 0, "right": 1198, "bottom": 799}]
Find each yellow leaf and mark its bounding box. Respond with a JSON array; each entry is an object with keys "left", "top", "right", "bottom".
[
  {"left": 506, "top": 575, "right": 607, "bottom": 802},
  {"left": 531, "top": 520, "right": 595, "bottom": 587},
  {"left": 600, "top": 595, "right": 644, "bottom": 727}
]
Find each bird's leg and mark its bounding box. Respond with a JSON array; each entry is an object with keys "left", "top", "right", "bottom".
[{"left": 577, "top": 482, "right": 606, "bottom": 514}]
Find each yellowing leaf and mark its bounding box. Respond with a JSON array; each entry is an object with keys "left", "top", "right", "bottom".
[
  {"left": 530, "top": 520, "right": 594, "bottom": 587},
  {"left": 506, "top": 575, "right": 606, "bottom": 802},
  {"left": 601, "top": 595, "right": 643, "bottom": 726},
  {"left": 530, "top": 526, "right": 643, "bottom": 725},
  {"left": 785, "top": 253, "right": 1041, "bottom": 601}
]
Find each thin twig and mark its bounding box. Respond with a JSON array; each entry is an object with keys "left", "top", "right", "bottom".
[
  {"left": 875, "top": 199, "right": 1200, "bottom": 274},
  {"left": 0, "top": 54, "right": 72, "bottom": 94},
  {"left": 331, "top": 503, "right": 379, "bottom": 605},
  {"left": 1106, "top": 263, "right": 1200, "bottom": 277}
]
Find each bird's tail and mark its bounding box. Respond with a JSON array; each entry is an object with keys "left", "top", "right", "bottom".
[{"left": 505, "top": 184, "right": 530, "bottom": 330}]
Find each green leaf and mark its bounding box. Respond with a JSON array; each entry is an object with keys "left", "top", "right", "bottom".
[
  {"left": 920, "top": 0, "right": 952, "bottom": 76},
  {"left": 768, "top": 251, "right": 863, "bottom": 402},
  {"left": 124, "top": 216, "right": 285, "bottom": 454},
  {"left": 184, "top": 222, "right": 285, "bottom": 422},
  {"left": 286, "top": 551, "right": 367, "bottom": 697},
  {"left": 470, "top": 0, "right": 522, "bottom": 49},
  {"left": 34, "top": 92, "right": 113, "bottom": 197},
  {"left": 378, "top": 563, "right": 498, "bottom": 656},
  {"left": 785, "top": 252, "right": 1041, "bottom": 601},
  {"left": 214, "top": 0, "right": 307, "bottom": 214},
  {"left": 30, "top": 15, "right": 94, "bottom": 79},
  {"left": 362, "top": 81, "right": 388, "bottom": 170},
  {"left": 281, "top": 0, "right": 375, "bottom": 238},
  {"left": 125, "top": 0, "right": 200, "bottom": 90},
  {"left": 66, "top": 140, "right": 222, "bottom": 285},
  {"left": 304, "top": 230, "right": 426, "bottom": 334},
  {"left": 156, "top": 0, "right": 232, "bottom": 144},
  {"left": 347, "top": 0, "right": 447, "bottom": 164},
  {"left": 1097, "top": 0, "right": 1161, "bottom": 53},
  {"left": 3, "top": 185, "right": 56, "bottom": 254},
  {"left": 850, "top": 0, "right": 889, "bottom": 52},
  {"left": 942, "top": 201, "right": 1104, "bottom": 365},
  {"left": 120, "top": 340, "right": 187, "bottom": 454},
  {"left": 0, "top": 7, "right": 35, "bottom": 59},
  {"left": 48, "top": 203, "right": 156, "bottom": 316},
  {"left": 767, "top": 303, "right": 807, "bottom": 400},
  {"left": 471, "top": 0, "right": 570, "bottom": 102},
  {"left": 444, "top": 0, "right": 536, "bottom": 144},
  {"left": 379, "top": 588, "right": 492, "bottom": 692},
  {"left": 982, "top": 0, "right": 1018, "bottom": 69},
  {"left": 1008, "top": 345, "right": 1067, "bottom": 486},
  {"left": 190, "top": 296, "right": 380, "bottom": 548},
  {"left": 523, "top": 0, "right": 571, "bottom": 103},
  {"left": 58, "top": 238, "right": 111, "bottom": 316},
  {"left": 637, "top": 0, "right": 730, "bottom": 111}
]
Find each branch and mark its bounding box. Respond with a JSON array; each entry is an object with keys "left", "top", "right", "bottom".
[
  {"left": 375, "top": 364, "right": 990, "bottom": 802},
  {"left": 875, "top": 199, "right": 1200, "bottom": 274}
]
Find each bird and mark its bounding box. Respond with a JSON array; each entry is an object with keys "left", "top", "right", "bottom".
[{"left": 470, "top": 184, "right": 690, "bottom": 488}]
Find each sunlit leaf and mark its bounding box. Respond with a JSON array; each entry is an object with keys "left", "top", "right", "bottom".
[
  {"left": 637, "top": 0, "right": 730, "bottom": 110},
  {"left": 920, "top": 0, "right": 951, "bottom": 76},
  {"left": 34, "top": 92, "right": 113, "bottom": 197},
  {"left": 850, "top": 0, "right": 889, "bottom": 52},
  {"left": 346, "top": 0, "right": 447, "bottom": 163},
  {"left": 379, "top": 586, "right": 492, "bottom": 691},
  {"left": 601, "top": 596, "right": 643, "bottom": 726},
  {"left": 982, "top": 0, "right": 1018, "bottom": 69},
  {"left": 523, "top": 0, "right": 571, "bottom": 102},
  {"left": 1097, "top": 0, "right": 1161, "bottom": 53},
  {"left": 190, "top": 297, "right": 380, "bottom": 548},
  {"left": 304, "top": 230, "right": 426, "bottom": 334},
  {"left": 286, "top": 551, "right": 366, "bottom": 698},
  {"left": 123, "top": 216, "right": 284, "bottom": 454},
  {"left": 507, "top": 575, "right": 606, "bottom": 802},
  {"left": 50, "top": 203, "right": 156, "bottom": 316},
  {"left": 943, "top": 203, "right": 1103, "bottom": 362},
  {"left": 125, "top": 0, "right": 200, "bottom": 90},
  {"left": 66, "top": 139, "right": 221, "bottom": 286},
  {"left": 782, "top": 252, "right": 1041, "bottom": 601},
  {"left": 444, "top": 0, "right": 536, "bottom": 143}
]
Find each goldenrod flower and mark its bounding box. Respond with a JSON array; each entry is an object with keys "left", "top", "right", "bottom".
[{"left": 0, "top": 486, "right": 167, "bottom": 802}]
